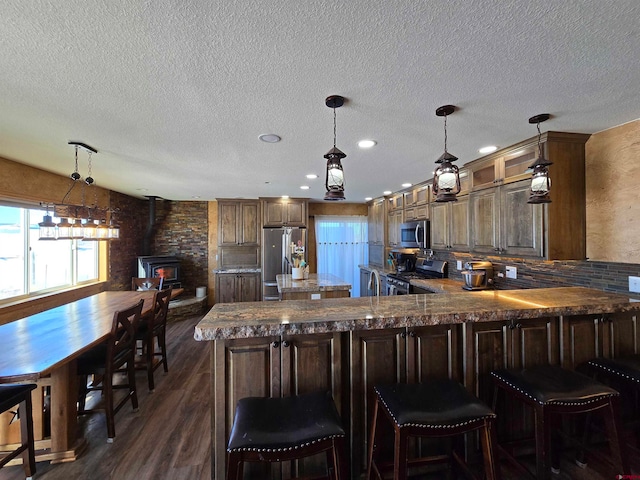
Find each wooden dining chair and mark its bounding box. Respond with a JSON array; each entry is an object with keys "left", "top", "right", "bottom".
[
  {"left": 77, "top": 299, "right": 143, "bottom": 443},
  {"left": 132, "top": 277, "right": 163, "bottom": 291},
  {"left": 0, "top": 384, "right": 37, "bottom": 479},
  {"left": 135, "top": 286, "right": 172, "bottom": 392}
]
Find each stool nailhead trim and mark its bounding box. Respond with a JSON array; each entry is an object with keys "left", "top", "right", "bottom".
[
  {"left": 227, "top": 433, "right": 344, "bottom": 453},
  {"left": 588, "top": 360, "right": 640, "bottom": 385},
  {"left": 490, "top": 371, "right": 617, "bottom": 406},
  {"left": 376, "top": 392, "right": 495, "bottom": 429}
]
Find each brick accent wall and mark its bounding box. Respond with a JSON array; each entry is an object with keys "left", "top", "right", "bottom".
[
  {"left": 151, "top": 200, "right": 209, "bottom": 296},
  {"left": 437, "top": 251, "right": 640, "bottom": 294}
]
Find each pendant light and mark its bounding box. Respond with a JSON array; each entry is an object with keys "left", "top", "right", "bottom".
[
  {"left": 432, "top": 105, "right": 461, "bottom": 202},
  {"left": 323, "top": 95, "right": 346, "bottom": 201},
  {"left": 527, "top": 114, "right": 552, "bottom": 204},
  {"left": 38, "top": 205, "right": 57, "bottom": 240}
]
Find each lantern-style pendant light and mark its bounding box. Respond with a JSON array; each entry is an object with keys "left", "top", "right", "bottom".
[
  {"left": 432, "top": 105, "right": 461, "bottom": 202},
  {"left": 323, "top": 95, "right": 346, "bottom": 201},
  {"left": 38, "top": 206, "right": 57, "bottom": 240},
  {"left": 527, "top": 113, "right": 552, "bottom": 204}
]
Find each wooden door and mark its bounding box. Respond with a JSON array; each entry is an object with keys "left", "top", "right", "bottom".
[
  {"left": 239, "top": 201, "right": 260, "bottom": 245},
  {"left": 218, "top": 201, "right": 240, "bottom": 246},
  {"left": 430, "top": 202, "right": 449, "bottom": 250},
  {"left": 560, "top": 314, "right": 600, "bottom": 369},
  {"left": 470, "top": 188, "right": 499, "bottom": 255},
  {"left": 285, "top": 201, "right": 306, "bottom": 227},
  {"left": 407, "top": 325, "right": 460, "bottom": 383},
  {"left": 500, "top": 180, "right": 544, "bottom": 257},
  {"left": 237, "top": 273, "right": 260, "bottom": 302},
  {"left": 511, "top": 317, "right": 558, "bottom": 369},
  {"left": 449, "top": 195, "right": 470, "bottom": 252},
  {"left": 263, "top": 200, "right": 285, "bottom": 226},
  {"left": 281, "top": 332, "right": 343, "bottom": 478},
  {"left": 373, "top": 199, "right": 385, "bottom": 245},
  {"left": 215, "top": 274, "right": 236, "bottom": 303},
  {"left": 350, "top": 328, "right": 406, "bottom": 477},
  {"left": 601, "top": 312, "right": 638, "bottom": 359}
]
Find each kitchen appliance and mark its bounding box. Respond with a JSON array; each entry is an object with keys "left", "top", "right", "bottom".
[
  {"left": 262, "top": 227, "right": 306, "bottom": 301},
  {"left": 386, "top": 257, "right": 448, "bottom": 295},
  {"left": 461, "top": 261, "right": 494, "bottom": 291},
  {"left": 390, "top": 249, "right": 418, "bottom": 272},
  {"left": 400, "top": 220, "right": 430, "bottom": 249}
]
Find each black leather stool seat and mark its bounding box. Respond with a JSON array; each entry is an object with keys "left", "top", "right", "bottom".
[
  {"left": 491, "top": 364, "right": 628, "bottom": 479},
  {"left": 367, "top": 379, "right": 501, "bottom": 480},
  {"left": 226, "top": 391, "right": 347, "bottom": 480},
  {"left": 0, "top": 384, "right": 37, "bottom": 479},
  {"left": 491, "top": 364, "right": 619, "bottom": 405},
  {"left": 374, "top": 380, "right": 496, "bottom": 428},
  {"left": 587, "top": 355, "right": 640, "bottom": 384}
]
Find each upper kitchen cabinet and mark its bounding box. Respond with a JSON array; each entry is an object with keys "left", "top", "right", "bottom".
[
  {"left": 387, "top": 208, "right": 403, "bottom": 248},
  {"left": 218, "top": 200, "right": 260, "bottom": 246},
  {"left": 367, "top": 198, "right": 386, "bottom": 246},
  {"left": 262, "top": 197, "right": 308, "bottom": 227},
  {"left": 403, "top": 183, "right": 430, "bottom": 221},
  {"left": 430, "top": 195, "right": 470, "bottom": 252},
  {"left": 468, "top": 144, "right": 537, "bottom": 190}
]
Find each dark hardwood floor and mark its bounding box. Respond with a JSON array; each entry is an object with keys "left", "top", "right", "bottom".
[{"left": 1, "top": 312, "right": 637, "bottom": 479}]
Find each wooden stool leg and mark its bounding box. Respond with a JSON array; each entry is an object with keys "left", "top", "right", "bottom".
[
  {"left": 330, "top": 436, "right": 348, "bottom": 480},
  {"left": 602, "top": 396, "right": 630, "bottom": 474},
  {"left": 18, "top": 396, "right": 36, "bottom": 479},
  {"left": 366, "top": 397, "right": 381, "bottom": 480},
  {"left": 534, "top": 406, "right": 552, "bottom": 480},
  {"left": 479, "top": 417, "right": 501, "bottom": 480},
  {"left": 393, "top": 426, "right": 408, "bottom": 480},
  {"left": 226, "top": 451, "right": 243, "bottom": 480}
]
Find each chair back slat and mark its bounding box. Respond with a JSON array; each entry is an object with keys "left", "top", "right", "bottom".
[
  {"left": 149, "top": 286, "right": 172, "bottom": 334},
  {"left": 108, "top": 299, "right": 143, "bottom": 368}
]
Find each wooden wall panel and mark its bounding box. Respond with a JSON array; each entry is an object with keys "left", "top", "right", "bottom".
[{"left": 586, "top": 120, "right": 640, "bottom": 263}]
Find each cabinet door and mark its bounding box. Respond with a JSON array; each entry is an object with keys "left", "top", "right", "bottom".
[
  {"left": 239, "top": 201, "right": 260, "bottom": 245},
  {"left": 511, "top": 317, "right": 559, "bottom": 369},
  {"left": 415, "top": 185, "right": 429, "bottom": 205},
  {"left": 500, "top": 181, "right": 543, "bottom": 257},
  {"left": 470, "top": 188, "right": 499, "bottom": 255},
  {"left": 449, "top": 196, "right": 470, "bottom": 252},
  {"left": 373, "top": 199, "right": 385, "bottom": 245},
  {"left": 215, "top": 274, "right": 237, "bottom": 303},
  {"left": 387, "top": 210, "right": 401, "bottom": 247},
  {"left": 218, "top": 202, "right": 240, "bottom": 246},
  {"left": 359, "top": 269, "right": 370, "bottom": 297},
  {"left": 213, "top": 336, "right": 281, "bottom": 480},
  {"left": 560, "top": 314, "right": 601, "bottom": 369},
  {"left": 350, "top": 328, "right": 406, "bottom": 477},
  {"left": 430, "top": 202, "right": 449, "bottom": 250},
  {"left": 407, "top": 325, "right": 460, "bottom": 382},
  {"left": 601, "top": 312, "right": 638, "bottom": 359},
  {"left": 237, "top": 273, "right": 260, "bottom": 302},
  {"left": 285, "top": 201, "right": 306, "bottom": 226},
  {"left": 264, "top": 200, "right": 286, "bottom": 226}
]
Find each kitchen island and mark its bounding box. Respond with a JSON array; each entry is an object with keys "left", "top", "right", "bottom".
[
  {"left": 195, "top": 287, "right": 640, "bottom": 478},
  {"left": 275, "top": 272, "right": 351, "bottom": 300}
]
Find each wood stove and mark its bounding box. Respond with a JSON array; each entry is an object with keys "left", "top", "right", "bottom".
[{"left": 137, "top": 255, "right": 181, "bottom": 288}]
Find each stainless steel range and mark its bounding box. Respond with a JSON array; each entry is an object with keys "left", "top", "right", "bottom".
[{"left": 386, "top": 258, "right": 448, "bottom": 295}]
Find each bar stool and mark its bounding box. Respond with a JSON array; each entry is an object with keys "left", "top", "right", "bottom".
[
  {"left": 366, "top": 380, "right": 501, "bottom": 480},
  {"left": 491, "top": 364, "right": 628, "bottom": 479},
  {"left": 226, "top": 391, "right": 347, "bottom": 480},
  {"left": 0, "top": 384, "right": 37, "bottom": 480}
]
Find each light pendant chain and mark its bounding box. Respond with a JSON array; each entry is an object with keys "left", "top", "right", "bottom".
[
  {"left": 443, "top": 114, "right": 448, "bottom": 153},
  {"left": 333, "top": 107, "right": 337, "bottom": 148},
  {"left": 537, "top": 121, "right": 543, "bottom": 158}
]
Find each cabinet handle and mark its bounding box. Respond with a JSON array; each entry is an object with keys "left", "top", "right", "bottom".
[
  {"left": 272, "top": 341, "right": 280, "bottom": 348},
  {"left": 516, "top": 323, "right": 522, "bottom": 329},
  {"left": 400, "top": 332, "right": 407, "bottom": 338},
  {"left": 282, "top": 340, "right": 290, "bottom": 348},
  {"left": 409, "top": 331, "right": 416, "bottom": 338}
]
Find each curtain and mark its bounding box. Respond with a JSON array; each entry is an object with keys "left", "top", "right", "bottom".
[{"left": 315, "top": 215, "right": 368, "bottom": 297}]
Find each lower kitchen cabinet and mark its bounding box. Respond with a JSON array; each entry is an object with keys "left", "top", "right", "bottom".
[
  {"left": 215, "top": 272, "right": 261, "bottom": 303},
  {"left": 213, "top": 333, "right": 343, "bottom": 480}
]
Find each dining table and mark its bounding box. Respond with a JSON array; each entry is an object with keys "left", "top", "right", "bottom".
[{"left": 0, "top": 290, "right": 155, "bottom": 464}]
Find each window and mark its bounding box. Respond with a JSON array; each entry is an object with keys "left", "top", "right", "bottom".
[{"left": 0, "top": 205, "right": 99, "bottom": 301}]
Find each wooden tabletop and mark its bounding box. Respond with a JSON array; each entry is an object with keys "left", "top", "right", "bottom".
[{"left": 0, "top": 291, "right": 155, "bottom": 383}]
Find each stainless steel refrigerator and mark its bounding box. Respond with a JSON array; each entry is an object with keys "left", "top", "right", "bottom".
[{"left": 262, "top": 227, "right": 306, "bottom": 301}]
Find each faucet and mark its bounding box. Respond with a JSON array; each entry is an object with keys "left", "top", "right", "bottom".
[{"left": 368, "top": 269, "right": 381, "bottom": 296}]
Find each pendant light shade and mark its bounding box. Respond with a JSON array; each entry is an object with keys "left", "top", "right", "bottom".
[
  {"left": 432, "top": 105, "right": 461, "bottom": 202},
  {"left": 527, "top": 114, "right": 552, "bottom": 204},
  {"left": 324, "top": 95, "right": 346, "bottom": 201},
  {"left": 38, "top": 214, "right": 57, "bottom": 240}
]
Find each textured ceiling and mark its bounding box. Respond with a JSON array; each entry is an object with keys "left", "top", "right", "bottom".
[{"left": 1, "top": 0, "right": 639, "bottom": 202}]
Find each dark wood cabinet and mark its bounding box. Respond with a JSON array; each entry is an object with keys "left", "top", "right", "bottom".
[
  {"left": 218, "top": 200, "right": 260, "bottom": 246},
  {"left": 407, "top": 324, "right": 460, "bottom": 383},
  {"left": 262, "top": 198, "right": 307, "bottom": 227},
  {"left": 215, "top": 272, "right": 261, "bottom": 303},
  {"left": 430, "top": 195, "right": 469, "bottom": 251}
]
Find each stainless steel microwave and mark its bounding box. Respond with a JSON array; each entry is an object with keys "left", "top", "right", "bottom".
[{"left": 400, "top": 220, "right": 430, "bottom": 249}]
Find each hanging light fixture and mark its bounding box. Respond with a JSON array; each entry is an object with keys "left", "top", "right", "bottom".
[
  {"left": 527, "top": 113, "right": 552, "bottom": 204},
  {"left": 38, "top": 141, "right": 119, "bottom": 241},
  {"left": 432, "top": 105, "right": 461, "bottom": 202},
  {"left": 323, "top": 95, "right": 346, "bottom": 201}
]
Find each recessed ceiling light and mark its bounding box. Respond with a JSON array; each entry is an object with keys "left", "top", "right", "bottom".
[
  {"left": 358, "top": 139, "right": 377, "bottom": 149},
  {"left": 259, "top": 134, "right": 281, "bottom": 143},
  {"left": 365, "top": 197, "right": 373, "bottom": 201},
  {"left": 192, "top": 196, "right": 201, "bottom": 199},
  {"left": 136, "top": 188, "right": 149, "bottom": 192},
  {"left": 383, "top": 190, "right": 392, "bottom": 195},
  {"left": 306, "top": 174, "right": 318, "bottom": 179},
  {"left": 402, "top": 183, "right": 412, "bottom": 188},
  {"left": 479, "top": 145, "right": 498, "bottom": 154},
  {"left": 300, "top": 185, "right": 310, "bottom": 190},
  {"left": 281, "top": 195, "right": 289, "bottom": 199}
]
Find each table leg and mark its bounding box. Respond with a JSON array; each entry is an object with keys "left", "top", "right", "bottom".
[{"left": 49, "top": 360, "right": 84, "bottom": 462}]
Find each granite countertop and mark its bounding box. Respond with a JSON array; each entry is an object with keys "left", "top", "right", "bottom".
[
  {"left": 194, "top": 287, "right": 640, "bottom": 341},
  {"left": 276, "top": 273, "right": 351, "bottom": 293},
  {"left": 410, "top": 278, "right": 466, "bottom": 293},
  {"left": 213, "top": 268, "right": 261, "bottom": 273}
]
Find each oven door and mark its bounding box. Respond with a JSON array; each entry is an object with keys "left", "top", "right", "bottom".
[{"left": 386, "top": 278, "right": 409, "bottom": 295}]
